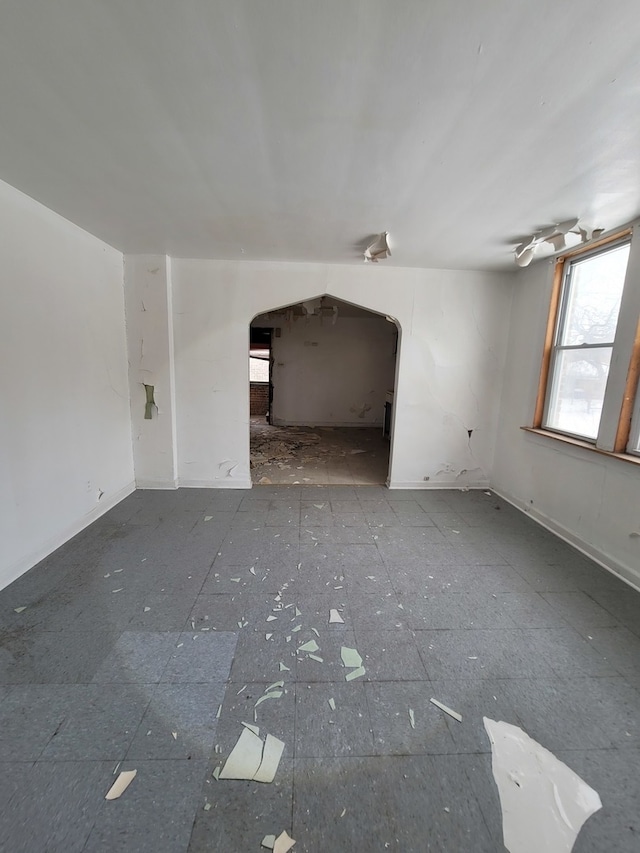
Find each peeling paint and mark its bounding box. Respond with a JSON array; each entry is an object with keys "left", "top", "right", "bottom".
[{"left": 484, "top": 718, "right": 601, "bottom": 853}]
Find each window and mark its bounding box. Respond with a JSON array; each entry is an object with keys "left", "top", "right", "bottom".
[
  {"left": 544, "top": 241, "right": 629, "bottom": 440},
  {"left": 532, "top": 229, "right": 640, "bottom": 458}
]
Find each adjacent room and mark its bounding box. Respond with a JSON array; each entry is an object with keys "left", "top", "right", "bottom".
[
  {"left": 1, "top": 2, "right": 639, "bottom": 852},
  {"left": 249, "top": 298, "right": 397, "bottom": 486}
]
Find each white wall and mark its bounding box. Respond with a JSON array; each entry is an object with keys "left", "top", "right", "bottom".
[
  {"left": 0, "top": 180, "right": 134, "bottom": 589},
  {"left": 268, "top": 315, "right": 396, "bottom": 426},
  {"left": 124, "top": 255, "right": 178, "bottom": 488},
  {"left": 124, "top": 256, "right": 512, "bottom": 489},
  {"left": 492, "top": 257, "right": 640, "bottom": 588}
]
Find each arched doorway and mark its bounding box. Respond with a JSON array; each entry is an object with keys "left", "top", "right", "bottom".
[{"left": 248, "top": 295, "right": 400, "bottom": 486}]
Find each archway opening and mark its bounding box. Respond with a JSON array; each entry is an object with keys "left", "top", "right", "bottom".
[{"left": 248, "top": 295, "right": 399, "bottom": 486}]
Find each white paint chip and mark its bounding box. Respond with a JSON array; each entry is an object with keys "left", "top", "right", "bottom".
[
  {"left": 328, "top": 698, "right": 336, "bottom": 711},
  {"left": 345, "top": 665, "right": 366, "bottom": 682},
  {"left": 409, "top": 709, "right": 415, "bottom": 729},
  {"left": 261, "top": 835, "right": 276, "bottom": 850},
  {"left": 484, "top": 718, "right": 602, "bottom": 853},
  {"left": 430, "top": 698, "right": 462, "bottom": 722},
  {"left": 295, "top": 607, "right": 302, "bottom": 617},
  {"left": 13, "top": 607, "right": 26, "bottom": 613},
  {"left": 279, "top": 662, "right": 290, "bottom": 672},
  {"left": 171, "top": 731, "right": 178, "bottom": 740},
  {"left": 341, "top": 647, "right": 363, "bottom": 669},
  {"left": 105, "top": 769, "right": 137, "bottom": 800},
  {"left": 216, "top": 704, "right": 222, "bottom": 719},
  {"left": 266, "top": 633, "right": 273, "bottom": 640},
  {"left": 329, "top": 609, "right": 344, "bottom": 624},
  {"left": 266, "top": 615, "right": 278, "bottom": 622},
  {"left": 219, "top": 726, "right": 284, "bottom": 783},
  {"left": 273, "top": 830, "right": 296, "bottom": 853},
  {"left": 298, "top": 639, "right": 319, "bottom": 653},
  {"left": 250, "top": 567, "right": 256, "bottom": 575},
  {"left": 143, "top": 606, "right": 151, "bottom": 612},
  {"left": 112, "top": 588, "right": 123, "bottom": 594},
  {"left": 253, "top": 734, "right": 285, "bottom": 783},
  {"left": 212, "top": 766, "right": 221, "bottom": 780},
  {"left": 219, "top": 727, "right": 264, "bottom": 780},
  {"left": 308, "top": 654, "right": 323, "bottom": 663}
]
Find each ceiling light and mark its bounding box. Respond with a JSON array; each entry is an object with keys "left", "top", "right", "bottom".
[{"left": 364, "top": 232, "right": 391, "bottom": 262}]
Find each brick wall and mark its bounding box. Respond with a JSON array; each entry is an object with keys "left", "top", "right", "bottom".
[{"left": 250, "top": 383, "right": 269, "bottom": 416}]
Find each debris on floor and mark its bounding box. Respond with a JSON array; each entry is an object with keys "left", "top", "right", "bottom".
[
  {"left": 430, "top": 698, "right": 462, "bottom": 722},
  {"left": 105, "top": 769, "right": 137, "bottom": 800},
  {"left": 329, "top": 609, "right": 344, "bottom": 624},
  {"left": 219, "top": 727, "right": 284, "bottom": 783},
  {"left": 484, "top": 717, "right": 602, "bottom": 853},
  {"left": 273, "top": 830, "right": 296, "bottom": 852}
]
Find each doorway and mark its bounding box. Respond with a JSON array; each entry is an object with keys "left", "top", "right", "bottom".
[{"left": 248, "top": 296, "right": 399, "bottom": 486}]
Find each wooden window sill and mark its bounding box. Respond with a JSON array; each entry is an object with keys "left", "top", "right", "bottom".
[{"left": 521, "top": 427, "right": 640, "bottom": 467}]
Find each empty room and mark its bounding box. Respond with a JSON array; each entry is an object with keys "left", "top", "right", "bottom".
[{"left": 1, "top": 2, "right": 639, "bottom": 851}]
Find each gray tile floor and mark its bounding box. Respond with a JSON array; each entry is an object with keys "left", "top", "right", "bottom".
[{"left": 0, "top": 486, "right": 639, "bottom": 851}]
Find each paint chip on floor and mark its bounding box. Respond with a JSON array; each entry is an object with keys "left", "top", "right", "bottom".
[
  {"left": 13, "top": 607, "right": 26, "bottom": 613},
  {"left": 105, "top": 769, "right": 137, "bottom": 800},
  {"left": 328, "top": 697, "right": 336, "bottom": 711},
  {"left": 340, "top": 647, "right": 363, "bottom": 669},
  {"left": 430, "top": 698, "right": 462, "bottom": 722},
  {"left": 345, "top": 665, "right": 366, "bottom": 681},
  {"left": 273, "top": 830, "right": 296, "bottom": 853},
  {"left": 298, "top": 639, "right": 319, "bottom": 653},
  {"left": 329, "top": 609, "right": 344, "bottom": 624},
  {"left": 484, "top": 717, "right": 602, "bottom": 853}
]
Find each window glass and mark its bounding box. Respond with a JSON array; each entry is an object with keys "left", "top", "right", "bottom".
[{"left": 544, "top": 241, "right": 630, "bottom": 441}]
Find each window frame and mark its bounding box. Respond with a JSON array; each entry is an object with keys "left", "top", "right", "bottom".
[{"left": 531, "top": 227, "right": 640, "bottom": 459}]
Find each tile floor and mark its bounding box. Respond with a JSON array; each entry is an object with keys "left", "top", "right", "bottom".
[{"left": 0, "top": 486, "right": 639, "bottom": 851}]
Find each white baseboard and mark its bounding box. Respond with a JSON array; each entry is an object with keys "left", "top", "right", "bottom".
[
  {"left": 492, "top": 486, "right": 640, "bottom": 593},
  {"left": 178, "top": 478, "right": 253, "bottom": 490},
  {"left": 271, "top": 420, "right": 383, "bottom": 428},
  {"left": 387, "top": 480, "right": 490, "bottom": 490},
  {"left": 136, "top": 479, "right": 178, "bottom": 490},
  {"left": 1, "top": 480, "right": 136, "bottom": 593}
]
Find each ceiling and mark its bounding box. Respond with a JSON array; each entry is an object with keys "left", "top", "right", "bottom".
[{"left": 1, "top": 1, "right": 640, "bottom": 270}]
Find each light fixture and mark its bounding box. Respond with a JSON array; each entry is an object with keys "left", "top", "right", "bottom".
[{"left": 364, "top": 232, "right": 391, "bottom": 262}]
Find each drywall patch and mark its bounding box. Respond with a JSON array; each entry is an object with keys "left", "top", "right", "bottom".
[{"left": 484, "top": 717, "right": 601, "bottom": 853}]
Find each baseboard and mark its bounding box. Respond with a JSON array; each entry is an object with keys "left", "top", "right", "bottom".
[
  {"left": 492, "top": 486, "right": 640, "bottom": 593},
  {"left": 136, "top": 479, "right": 179, "bottom": 490},
  {"left": 1, "top": 480, "right": 136, "bottom": 593},
  {"left": 271, "top": 420, "right": 384, "bottom": 428},
  {"left": 178, "top": 478, "right": 253, "bottom": 490},
  {"left": 387, "top": 480, "right": 490, "bottom": 490}
]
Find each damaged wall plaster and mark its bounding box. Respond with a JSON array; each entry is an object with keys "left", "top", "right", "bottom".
[
  {"left": 143, "top": 384, "right": 156, "bottom": 419},
  {"left": 160, "top": 258, "right": 511, "bottom": 489},
  {"left": 124, "top": 255, "right": 178, "bottom": 489}
]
